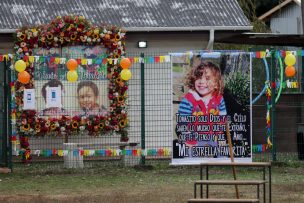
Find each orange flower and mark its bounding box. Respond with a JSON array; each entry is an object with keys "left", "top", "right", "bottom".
[
  {"left": 93, "top": 33, "right": 99, "bottom": 39},
  {"left": 22, "top": 124, "right": 30, "bottom": 131},
  {"left": 70, "top": 33, "right": 77, "bottom": 40},
  {"left": 35, "top": 123, "right": 41, "bottom": 131},
  {"left": 119, "top": 120, "right": 127, "bottom": 128},
  {"left": 86, "top": 31, "right": 92, "bottom": 36},
  {"left": 19, "top": 33, "right": 26, "bottom": 41},
  {"left": 94, "top": 125, "right": 99, "bottom": 131},
  {"left": 116, "top": 77, "right": 122, "bottom": 83},
  {"left": 99, "top": 122, "right": 105, "bottom": 129},
  {"left": 104, "top": 34, "right": 110, "bottom": 40},
  {"left": 114, "top": 34, "right": 120, "bottom": 41},
  {"left": 47, "top": 33, "right": 54, "bottom": 40},
  {"left": 117, "top": 96, "right": 124, "bottom": 103},
  {"left": 51, "top": 123, "right": 57, "bottom": 130},
  {"left": 72, "top": 121, "right": 79, "bottom": 129}
]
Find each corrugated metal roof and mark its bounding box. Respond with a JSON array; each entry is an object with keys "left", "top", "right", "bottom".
[{"left": 0, "top": 0, "right": 251, "bottom": 32}]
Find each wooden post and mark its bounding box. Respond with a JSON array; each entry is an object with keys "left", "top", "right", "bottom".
[{"left": 226, "top": 122, "right": 240, "bottom": 199}]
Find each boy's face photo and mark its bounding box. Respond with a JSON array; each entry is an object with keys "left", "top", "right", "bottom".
[
  {"left": 78, "top": 86, "right": 97, "bottom": 109},
  {"left": 194, "top": 68, "right": 216, "bottom": 97}
]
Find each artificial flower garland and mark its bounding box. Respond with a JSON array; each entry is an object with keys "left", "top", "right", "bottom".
[{"left": 14, "top": 15, "right": 130, "bottom": 163}]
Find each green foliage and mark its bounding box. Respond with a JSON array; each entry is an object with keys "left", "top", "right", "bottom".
[{"left": 225, "top": 71, "right": 250, "bottom": 107}]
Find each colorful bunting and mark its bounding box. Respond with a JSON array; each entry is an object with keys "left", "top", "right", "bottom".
[
  {"left": 13, "top": 148, "right": 172, "bottom": 157},
  {"left": 252, "top": 144, "right": 268, "bottom": 152}
]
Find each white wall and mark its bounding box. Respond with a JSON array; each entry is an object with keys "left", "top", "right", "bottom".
[{"left": 125, "top": 32, "right": 209, "bottom": 150}]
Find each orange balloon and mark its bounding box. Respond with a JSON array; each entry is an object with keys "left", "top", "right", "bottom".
[
  {"left": 285, "top": 66, "right": 296, "bottom": 77},
  {"left": 18, "top": 71, "right": 30, "bottom": 84},
  {"left": 66, "top": 59, "right": 78, "bottom": 70},
  {"left": 120, "top": 58, "right": 131, "bottom": 69}
]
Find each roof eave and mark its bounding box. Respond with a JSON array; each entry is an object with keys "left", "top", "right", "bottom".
[
  {"left": 126, "top": 26, "right": 253, "bottom": 32},
  {"left": 0, "top": 29, "right": 16, "bottom": 33},
  {"left": 0, "top": 26, "right": 253, "bottom": 34}
]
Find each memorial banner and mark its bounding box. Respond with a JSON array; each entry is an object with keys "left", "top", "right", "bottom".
[{"left": 172, "top": 52, "right": 252, "bottom": 164}]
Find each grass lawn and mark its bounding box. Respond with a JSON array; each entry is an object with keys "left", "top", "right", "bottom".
[{"left": 0, "top": 161, "right": 303, "bottom": 203}]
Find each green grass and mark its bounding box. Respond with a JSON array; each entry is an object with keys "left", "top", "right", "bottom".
[{"left": 0, "top": 161, "right": 304, "bottom": 202}]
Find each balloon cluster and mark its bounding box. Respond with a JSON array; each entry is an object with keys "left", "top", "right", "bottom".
[
  {"left": 120, "top": 58, "right": 132, "bottom": 80},
  {"left": 15, "top": 60, "right": 30, "bottom": 84},
  {"left": 66, "top": 59, "right": 78, "bottom": 82},
  {"left": 284, "top": 54, "right": 296, "bottom": 77}
]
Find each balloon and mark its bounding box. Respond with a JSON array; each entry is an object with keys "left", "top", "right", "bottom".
[
  {"left": 66, "top": 59, "right": 78, "bottom": 70},
  {"left": 15, "top": 60, "right": 26, "bottom": 72},
  {"left": 18, "top": 71, "right": 30, "bottom": 84},
  {"left": 120, "top": 58, "right": 131, "bottom": 69},
  {"left": 67, "top": 70, "right": 78, "bottom": 82},
  {"left": 120, "top": 69, "right": 132, "bottom": 81},
  {"left": 285, "top": 66, "right": 296, "bottom": 77},
  {"left": 284, "top": 54, "right": 296, "bottom": 66}
]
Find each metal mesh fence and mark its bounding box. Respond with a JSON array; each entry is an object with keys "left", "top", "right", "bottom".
[{"left": 1, "top": 51, "right": 304, "bottom": 170}]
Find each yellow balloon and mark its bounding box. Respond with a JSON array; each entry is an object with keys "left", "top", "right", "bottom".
[
  {"left": 15, "top": 60, "right": 26, "bottom": 72},
  {"left": 284, "top": 54, "right": 296, "bottom": 66},
  {"left": 67, "top": 71, "right": 78, "bottom": 82},
  {"left": 120, "top": 69, "right": 132, "bottom": 81}
]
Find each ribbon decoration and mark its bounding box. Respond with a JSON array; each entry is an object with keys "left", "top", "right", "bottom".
[
  {"left": 0, "top": 54, "right": 172, "bottom": 65},
  {"left": 13, "top": 148, "right": 172, "bottom": 157}
]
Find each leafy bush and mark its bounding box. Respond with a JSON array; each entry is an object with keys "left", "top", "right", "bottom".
[{"left": 225, "top": 71, "right": 250, "bottom": 108}]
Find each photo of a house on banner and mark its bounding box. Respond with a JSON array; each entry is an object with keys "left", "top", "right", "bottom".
[{"left": 172, "top": 52, "right": 252, "bottom": 164}]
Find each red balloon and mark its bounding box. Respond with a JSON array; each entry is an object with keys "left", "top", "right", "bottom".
[
  {"left": 66, "top": 59, "right": 78, "bottom": 70},
  {"left": 18, "top": 71, "right": 30, "bottom": 84},
  {"left": 285, "top": 66, "right": 296, "bottom": 77},
  {"left": 120, "top": 58, "right": 131, "bottom": 69}
]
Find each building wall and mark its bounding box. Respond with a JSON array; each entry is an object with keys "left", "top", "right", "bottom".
[
  {"left": 270, "top": 3, "right": 302, "bottom": 34},
  {"left": 126, "top": 32, "right": 209, "bottom": 149},
  {"left": 126, "top": 32, "right": 209, "bottom": 53}
]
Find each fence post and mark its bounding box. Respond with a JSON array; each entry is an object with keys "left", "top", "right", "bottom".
[
  {"left": 140, "top": 53, "right": 145, "bottom": 165},
  {"left": 6, "top": 60, "right": 12, "bottom": 170},
  {"left": 1, "top": 60, "right": 9, "bottom": 168},
  {"left": 302, "top": 48, "right": 304, "bottom": 93},
  {"left": 270, "top": 48, "right": 277, "bottom": 161}
]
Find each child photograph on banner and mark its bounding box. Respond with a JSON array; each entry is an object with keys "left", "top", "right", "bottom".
[{"left": 172, "top": 52, "right": 252, "bottom": 164}]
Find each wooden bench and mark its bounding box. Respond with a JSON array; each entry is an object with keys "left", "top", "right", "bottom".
[
  {"left": 194, "top": 180, "right": 266, "bottom": 200},
  {"left": 188, "top": 198, "right": 259, "bottom": 203},
  {"left": 190, "top": 162, "right": 271, "bottom": 203}
]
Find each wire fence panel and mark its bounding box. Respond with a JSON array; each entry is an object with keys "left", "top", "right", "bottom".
[{"left": 6, "top": 51, "right": 304, "bottom": 170}]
